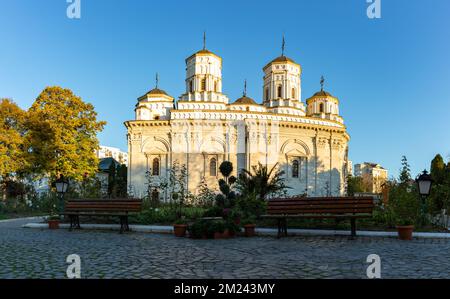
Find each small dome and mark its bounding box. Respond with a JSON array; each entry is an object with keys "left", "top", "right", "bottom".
[
  {"left": 195, "top": 49, "right": 214, "bottom": 55},
  {"left": 270, "top": 55, "right": 297, "bottom": 65},
  {"left": 138, "top": 87, "right": 173, "bottom": 102},
  {"left": 232, "top": 96, "right": 257, "bottom": 105},
  {"left": 145, "top": 88, "right": 169, "bottom": 96},
  {"left": 312, "top": 90, "right": 333, "bottom": 97}
]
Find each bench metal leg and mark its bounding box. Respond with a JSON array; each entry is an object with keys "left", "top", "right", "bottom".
[
  {"left": 69, "top": 215, "right": 81, "bottom": 231},
  {"left": 277, "top": 218, "right": 287, "bottom": 238},
  {"left": 120, "top": 216, "right": 130, "bottom": 234},
  {"left": 350, "top": 218, "right": 356, "bottom": 239}
]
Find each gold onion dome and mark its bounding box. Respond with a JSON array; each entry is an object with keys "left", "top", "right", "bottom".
[
  {"left": 232, "top": 96, "right": 257, "bottom": 105},
  {"left": 144, "top": 88, "right": 169, "bottom": 96},
  {"left": 270, "top": 55, "right": 297, "bottom": 64},
  {"left": 312, "top": 90, "right": 333, "bottom": 97}
]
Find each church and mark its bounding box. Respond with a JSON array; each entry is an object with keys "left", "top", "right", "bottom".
[{"left": 124, "top": 38, "right": 350, "bottom": 200}]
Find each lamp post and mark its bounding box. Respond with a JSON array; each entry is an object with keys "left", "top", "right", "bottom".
[
  {"left": 54, "top": 174, "right": 69, "bottom": 215},
  {"left": 416, "top": 170, "right": 433, "bottom": 225}
]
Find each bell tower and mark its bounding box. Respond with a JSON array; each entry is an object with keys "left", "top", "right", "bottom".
[
  {"left": 262, "top": 36, "right": 305, "bottom": 115},
  {"left": 179, "top": 33, "right": 229, "bottom": 107}
]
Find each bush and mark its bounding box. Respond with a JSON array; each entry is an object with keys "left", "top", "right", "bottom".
[
  {"left": 389, "top": 185, "right": 421, "bottom": 226},
  {"left": 131, "top": 204, "right": 206, "bottom": 225},
  {"left": 188, "top": 219, "right": 209, "bottom": 238},
  {"left": 234, "top": 193, "right": 267, "bottom": 219}
]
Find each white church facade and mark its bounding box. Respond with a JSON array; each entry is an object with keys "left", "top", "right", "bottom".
[{"left": 125, "top": 41, "right": 350, "bottom": 200}]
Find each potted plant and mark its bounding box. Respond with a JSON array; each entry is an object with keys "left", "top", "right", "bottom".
[
  {"left": 47, "top": 215, "right": 60, "bottom": 229},
  {"left": 242, "top": 216, "right": 257, "bottom": 237},
  {"left": 209, "top": 220, "right": 227, "bottom": 239},
  {"left": 391, "top": 186, "right": 420, "bottom": 240},
  {"left": 173, "top": 218, "right": 188, "bottom": 237},
  {"left": 188, "top": 219, "right": 208, "bottom": 239}
]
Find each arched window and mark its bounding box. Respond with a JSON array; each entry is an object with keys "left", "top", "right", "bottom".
[
  {"left": 209, "top": 158, "right": 217, "bottom": 177},
  {"left": 292, "top": 88, "right": 296, "bottom": 98},
  {"left": 277, "top": 85, "right": 282, "bottom": 98},
  {"left": 201, "top": 78, "right": 206, "bottom": 91},
  {"left": 214, "top": 81, "right": 218, "bottom": 92},
  {"left": 319, "top": 103, "right": 324, "bottom": 113},
  {"left": 152, "top": 158, "right": 160, "bottom": 176},
  {"left": 265, "top": 88, "right": 269, "bottom": 101},
  {"left": 292, "top": 160, "right": 299, "bottom": 178},
  {"left": 189, "top": 81, "right": 193, "bottom": 92}
]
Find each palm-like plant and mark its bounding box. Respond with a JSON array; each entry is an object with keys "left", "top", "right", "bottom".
[{"left": 237, "top": 162, "right": 289, "bottom": 200}]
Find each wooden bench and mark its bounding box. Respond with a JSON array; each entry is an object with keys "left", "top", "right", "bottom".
[
  {"left": 61, "top": 199, "right": 142, "bottom": 233},
  {"left": 261, "top": 197, "right": 374, "bottom": 238}
]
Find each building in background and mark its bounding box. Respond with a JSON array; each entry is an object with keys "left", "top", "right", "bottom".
[
  {"left": 347, "top": 160, "right": 353, "bottom": 177},
  {"left": 96, "top": 146, "right": 128, "bottom": 166},
  {"left": 354, "top": 162, "right": 388, "bottom": 194}
]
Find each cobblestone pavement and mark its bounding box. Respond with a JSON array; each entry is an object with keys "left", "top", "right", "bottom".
[{"left": 1, "top": 218, "right": 450, "bottom": 279}]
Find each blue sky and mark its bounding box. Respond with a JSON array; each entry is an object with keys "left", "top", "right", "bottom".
[{"left": 1, "top": 0, "right": 449, "bottom": 178}]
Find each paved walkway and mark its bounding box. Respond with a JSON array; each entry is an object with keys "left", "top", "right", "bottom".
[{"left": 1, "top": 218, "right": 450, "bottom": 279}]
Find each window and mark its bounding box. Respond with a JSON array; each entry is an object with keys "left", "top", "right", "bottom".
[
  {"left": 265, "top": 88, "right": 269, "bottom": 101},
  {"left": 292, "top": 88, "right": 296, "bottom": 98},
  {"left": 292, "top": 160, "right": 299, "bottom": 178},
  {"left": 189, "top": 81, "right": 193, "bottom": 92},
  {"left": 201, "top": 78, "right": 206, "bottom": 91},
  {"left": 277, "top": 85, "right": 282, "bottom": 98},
  {"left": 152, "top": 158, "right": 160, "bottom": 176},
  {"left": 154, "top": 115, "right": 160, "bottom": 120},
  {"left": 319, "top": 103, "right": 324, "bottom": 113},
  {"left": 209, "top": 158, "right": 217, "bottom": 176},
  {"left": 214, "top": 81, "right": 218, "bottom": 92}
]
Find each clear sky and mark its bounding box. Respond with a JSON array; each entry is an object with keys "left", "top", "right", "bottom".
[{"left": 1, "top": 0, "right": 449, "bottom": 178}]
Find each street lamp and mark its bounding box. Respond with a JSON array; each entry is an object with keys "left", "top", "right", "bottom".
[
  {"left": 416, "top": 170, "right": 433, "bottom": 197},
  {"left": 416, "top": 170, "right": 433, "bottom": 226},
  {"left": 54, "top": 174, "right": 69, "bottom": 214}
]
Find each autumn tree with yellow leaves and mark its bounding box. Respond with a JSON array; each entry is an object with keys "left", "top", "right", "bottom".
[
  {"left": 26, "top": 87, "right": 106, "bottom": 181},
  {"left": 1, "top": 87, "right": 106, "bottom": 196},
  {"left": 0, "top": 98, "right": 28, "bottom": 179}
]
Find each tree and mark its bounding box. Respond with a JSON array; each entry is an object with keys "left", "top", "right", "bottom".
[
  {"left": 116, "top": 164, "right": 128, "bottom": 198},
  {"left": 215, "top": 161, "right": 237, "bottom": 208},
  {"left": 196, "top": 176, "right": 215, "bottom": 207},
  {"left": 0, "top": 99, "right": 27, "bottom": 179},
  {"left": 26, "top": 87, "right": 106, "bottom": 181},
  {"left": 346, "top": 175, "right": 365, "bottom": 196},
  {"left": 430, "top": 154, "right": 446, "bottom": 185},
  {"left": 399, "top": 156, "right": 411, "bottom": 186},
  {"left": 107, "top": 162, "right": 117, "bottom": 198},
  {"left": 237, "top": 162, "right": 288, "bottom": 200}
]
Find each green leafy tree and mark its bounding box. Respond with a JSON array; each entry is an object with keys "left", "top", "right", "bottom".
[
  {"left": 116, "top": 164, "right": 128, "bottom": 198},
  {"left": 26, "top": 87, "right": 106, "bottom": 181},
  {"left": 346, "top": 175, "right": 365, "bottom": 196},
  {"left": 107, "top": 162, "right": 117, "bottom": 198}
]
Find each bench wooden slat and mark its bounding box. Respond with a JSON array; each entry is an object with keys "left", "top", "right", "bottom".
[
  {"left": 263, "top": 197, "right": 375, "bottom": 238},
  {"left": 269, "top": 203, "right": 373, "bottom": 210},
  {"left": 62, "top": 199, "right": 143, "bottom": 233}
]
